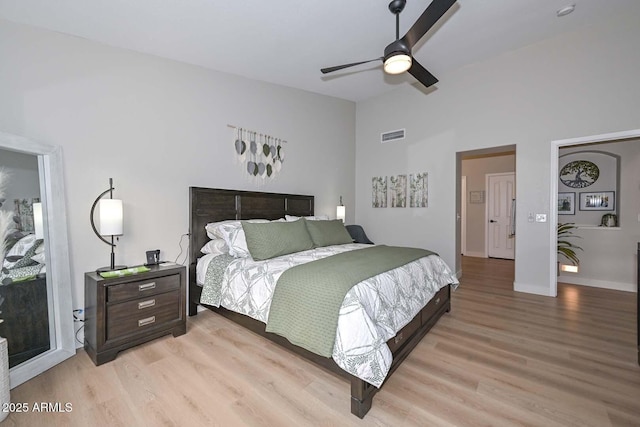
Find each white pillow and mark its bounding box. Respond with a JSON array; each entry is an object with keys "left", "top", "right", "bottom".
[
  {"left": 205, "top": 220, "right": 239, "bottom": 240},
  {"left": 285, "top": 215, "right": 329, "bottom": 222},
  {"left": 6, "top": 233, "right": 37, "bottom": 257},
  {"left": 200, "top": 239, "right": 229, "bottom": 255},
  {"left": 205, "top": 219, "right": 270, "bottom": 258},
  {"left": 3, "top": 233, "right": 37, "bottom": 269}
]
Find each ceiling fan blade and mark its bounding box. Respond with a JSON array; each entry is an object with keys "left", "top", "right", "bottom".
[
  {"left": 408, "top": 59, "right": 438, "bottom": 88},
  {"left": 321, "top": 58, "right": 382, "bottom": 74},
  {"left": 402, "top": 0, "right": 456, "bottom": 49}
]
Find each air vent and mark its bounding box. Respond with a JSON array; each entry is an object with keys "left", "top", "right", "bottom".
[{"left": 381, "top": 129, "right": 405, "bottom": 143}]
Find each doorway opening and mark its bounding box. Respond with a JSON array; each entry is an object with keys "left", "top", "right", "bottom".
[
  {"left": 549, "top": 128, "right": 640, "bottom": 296},
  {"left": 456, "top": 145, "right": 516, "bottom": 278}
]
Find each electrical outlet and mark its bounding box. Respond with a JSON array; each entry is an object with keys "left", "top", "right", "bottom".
[
  {"left": 528, "top": 213, "right": 535, "bottom": 223},
  {"left": 535, "top": 213, "right": 547, "bottom": 223}
]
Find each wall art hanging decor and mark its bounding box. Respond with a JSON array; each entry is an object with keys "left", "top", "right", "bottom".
[
  {"left": 579, "top": 191, "right": 615, "bottom": 211},
  {"left": 409, "top": 173, "right": 428, "bottom": 207},
  {"left": 230, "top": 125, "right": 286, "bottom": 183},
  {"left": 389, "top": 175, "right": 407, "bottom": 208},
  {"left": 469, "top": 191, "right": 485, "bottom": 204},
  {"left": 372, "top": 176, "right": 387, "bottom": 208},
  {"left": 559, "top": 160, "right": 599, "bottom": 188},
  {"left": 558, "top": 192, "right": 575, "bottom": 215}
]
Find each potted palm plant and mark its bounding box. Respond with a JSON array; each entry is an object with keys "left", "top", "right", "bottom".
[{"left": 557, "top": 222, "right": 582, "bottom": 266}]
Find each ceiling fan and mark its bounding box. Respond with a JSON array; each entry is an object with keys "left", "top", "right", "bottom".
[{"left": 321, "top": 0, "right": 456, "bottom": 89}]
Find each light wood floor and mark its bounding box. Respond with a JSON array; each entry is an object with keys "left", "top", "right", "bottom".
[{"left": 4, "top": 256, "right": 639, "bottom": 426}]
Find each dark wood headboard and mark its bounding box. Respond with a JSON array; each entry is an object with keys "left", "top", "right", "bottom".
[{"left": 188, "top": 187, "right": 314, "bottom": 314}]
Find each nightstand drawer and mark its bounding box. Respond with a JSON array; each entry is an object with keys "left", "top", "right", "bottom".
[
  {"left": 85, "top": 264, "right": 186, "bottom": 365},
  {"left": 107, "top": 273, "right": 180, "bottom": 303},
  {"left": 106, "top": 290, "right": 180, "bottom": 340}
]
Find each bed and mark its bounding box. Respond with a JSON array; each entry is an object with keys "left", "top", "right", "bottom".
[
  {"left": 188, "top": 187, "right": 458, "bottom": 418},
  {"left": 0, "top": 232, "right": 50, "bottom": 367}
]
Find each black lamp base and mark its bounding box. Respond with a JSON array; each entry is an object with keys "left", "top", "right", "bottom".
[{"left": 96, "top": 265, "right": 127, "bottom": 273}]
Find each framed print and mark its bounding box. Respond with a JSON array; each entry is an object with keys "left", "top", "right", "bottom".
[
  {"left": 389, "top": 175, "right": 407, "bottom": 208},
  {"left": 557, "top": 192, "right": 575, "bottom": 215},
  {"left": 409, "top": 172, "right": 428, "bottom": 207},
  {"left": 579, "top": 191, "right": 615, "bottom": 211},
  {"left": 469, "top": 191, "right": 485, "bottom": 204},
  {"left": 372, "top": 176, "right": 387, "bottom": 208}
]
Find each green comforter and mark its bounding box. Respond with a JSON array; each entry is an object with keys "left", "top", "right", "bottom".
[{"left": 265, "top": 245, "right": 436, "bottom": 357}]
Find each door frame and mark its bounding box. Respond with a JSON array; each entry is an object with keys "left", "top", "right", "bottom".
[
  {"left": 461, "top": 176, "right": 467, "bottom": 255},
  {"left": 549, "top": 128, "right": 640, "bottom": 296},
  {"left": 485, "top": 172, "right": 515, "bottom": 259}
]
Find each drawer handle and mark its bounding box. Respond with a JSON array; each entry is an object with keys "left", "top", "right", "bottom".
[
  {"left": 394, "top": 332, "right": 404, "bottom": 344},
  {"left": 435, "top": 297, "right": 441, "bottom": 305},
  {"left": 138, "top": 282, "right": 156, "bottom": 291},
  {"left": 138, "top": 316, "right": 156, "bottom": 327},
  {"left": 138, "top": 299, "right": 156, "bottom": 310}
]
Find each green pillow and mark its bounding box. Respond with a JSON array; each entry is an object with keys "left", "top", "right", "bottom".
[
  {"left": 304, "top": 219, "right": 353, "bottom": 248},
  {"left": 242, "top": 219, "right": 314, "bottom": 261}
]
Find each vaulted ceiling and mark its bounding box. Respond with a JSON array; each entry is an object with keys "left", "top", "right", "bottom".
[{"left": 1, "top": 0, "right": 638, "bottom": 102}]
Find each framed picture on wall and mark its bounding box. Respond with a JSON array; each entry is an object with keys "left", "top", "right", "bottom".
[
  {"left": 558, "top": 192, "right": 575, "bottom": 215},
  {"left": 579, "top": 191, "right": 615, "bottom": 211}
]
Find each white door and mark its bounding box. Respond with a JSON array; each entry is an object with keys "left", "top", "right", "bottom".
[{"left": 487, "top": 172, "right": 515, "bottom": 259}]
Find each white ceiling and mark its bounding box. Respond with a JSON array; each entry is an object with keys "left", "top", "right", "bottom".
[{"left": 1, "top": 0, "right": 638, "bottom": 102}]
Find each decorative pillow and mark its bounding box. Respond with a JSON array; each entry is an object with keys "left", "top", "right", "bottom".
[
  {"left": 0, "top": 264, "right": 44, "bottom": 284},
  {"left": 3, "top": 233, "right": 38, "bottom": 269},
  {"left": 305, "top": 219, "right": 353, "bottom": 248},
  {"left": 31, "top": 252, "right": 46, "bottom": 264},
  {"left": 9, "top": 238, "right": 44, "bottom": 269},
  {"left": 205, "top": 220, "right": 239, "bottom": 240},
  {"left": 200, "top": 239, "right": 229, "bottom": 255},
  {"left": 285, "top": 215, "right": 329, "bottom": 222},
  {"left": 205, "top": 219, "right": 270, "bottom": 257},
  {"left": 242, "top": 219, "right": 314, "bottom": 261}
]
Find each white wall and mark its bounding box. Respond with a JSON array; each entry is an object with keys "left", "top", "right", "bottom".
[
  {"left": 0, "top": 19, "right": 356, "bottom": 340},
  {"left": 355, "top": 12, "right": 640, "bottom": 295}
]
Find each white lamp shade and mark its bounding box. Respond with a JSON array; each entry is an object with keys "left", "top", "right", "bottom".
[
  {"left": 336, "top": 205, "right": 346, "bottom": 223},
  {"left": 98, "top": 199, "right": 123, "bottom": 236},
  {"left": 384, "top": 53, "right": 412, "bottom": 74},
  {"left": 33, "top": 202, "right": 44, "bottom": 239}
]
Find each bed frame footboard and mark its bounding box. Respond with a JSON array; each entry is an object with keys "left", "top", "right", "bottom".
[{"left": 187, "top": 187, "right": 453, "bottom": 417}]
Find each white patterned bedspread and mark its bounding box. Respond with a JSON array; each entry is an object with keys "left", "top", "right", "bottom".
[{"left": 196, "top": 243, "right": 459, "bottom": 387}]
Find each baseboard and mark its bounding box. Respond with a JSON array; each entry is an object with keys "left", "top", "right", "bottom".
[
  {"left": 513, "top": 281, "right": 555, "bottom": 296},
  {"left": 557, "top": 275, "right": 636, "bottom": 293},
  {"left": 462, "top": 251, "right": 486, "bottom": 258}
]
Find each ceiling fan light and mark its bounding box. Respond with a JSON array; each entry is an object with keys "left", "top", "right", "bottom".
[{"left": 384, "top": 53, "right": 412, "bottom": 74}]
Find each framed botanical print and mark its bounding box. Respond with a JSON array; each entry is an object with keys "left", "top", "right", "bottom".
[{"left": 372, "top": 176, "right": 387, "bottom": 208}]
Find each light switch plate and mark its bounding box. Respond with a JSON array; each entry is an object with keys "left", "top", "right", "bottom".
[{"left": 535, "top": 213, "right": 547, "bottom": 223}]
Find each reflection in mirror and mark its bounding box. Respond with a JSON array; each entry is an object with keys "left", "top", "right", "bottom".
[
  {"left": 0, "top": 131, "right": 75, "bottom": 388},
  {"left": 0, "top": 150, "right": 50, "bottom": 369}
]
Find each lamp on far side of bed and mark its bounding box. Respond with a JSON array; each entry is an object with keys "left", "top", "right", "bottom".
[
  {"left": 336, "top": 196, "right": 345, "bottom": 223},
  {"left": 90, "top": 178, "right": 126, "bottom": 272},
  {"left": 33, "top": 202, "right": 43, "bottom": 240}
]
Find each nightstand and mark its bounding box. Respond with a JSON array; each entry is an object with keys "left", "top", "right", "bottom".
[{"left": 84, "top": 263, "right": 186, "bottom": 365}]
